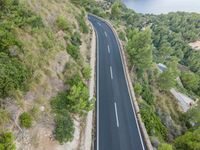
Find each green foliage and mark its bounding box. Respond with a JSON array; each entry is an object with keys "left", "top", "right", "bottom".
[
  {"left": 0, "top": 109, "right": 10, "bottom": 126},
  {"left": 180, "top": 71, "right": 200, "bottom": 93},
  {"left": 184, "top": 51, "right": 200, "bottom": 75},
  {"left": 76, "top": 12, "right": 89, "bottom": 34},
  {"left": 54, "top": 112, "right": 74, "bottom": 144},
  {"left": 158, "top": 143, "right": 173, "bottom": 150},
  {"left": 126, "top": 28, "right": 153, "bottom": 71},
  {"left": 134, "top": 82, "right": 142, "bottom": 96},
  {"left": 182, "top": 101, "right": 200, "bottom": 129},
  {"left": 157, "top": 58, "right": 179, "bottom": 90},
  {"left": 111, "top": 1, "right": 121, "bottom": 19},
  {"left": 71, "top": 31, "right": 82, "bottom": 46},
  {"left": 82, "top": 65, "right": 91, "bottom": 80},
  {"left": 67, "top": 82, "right": 93, "bottom": 114},
  {"left": 0, "top": 132, "right": 15, "bottom": 150},
  {"left": 140, "top": 103, "right": 167, "bottom": 139},
  {"left": 19, "top": 112, "right": 32, "bottom": 128},
  {"left": 66, "top": 44, "right": 80, "bottom": 60},
  {"left": 0, "top": 53, "right": 30, "bottom": 98},
  {"left": 174, "top": 127, "right": 200, "bottom": 150},
  {"left": 141, "top": 84, "right": 155, "bottom": 105},
  {"left": 119, "top": 31, "right": 126, "bottom": 41},
  {"left": 51, "top": 79, "right": 93, "bottom": 115},
  {"left": 157, "top": 69, "right": 176, "bottom": 90},
  {"left": 56, "top": 16, "right": 69, "bottom": 31}
]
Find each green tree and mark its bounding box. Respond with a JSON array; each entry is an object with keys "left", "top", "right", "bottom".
[
  {"left": 111, "top": 1, "right": 121, "bottom": 19},
  {"left": 157, "top": 69, "right": 176, "bottom": 90},
  {"left": 126, "top": 29, "right": 153, "bottom": 72},
  {"left": 180, "top": 71, "right": 200, "bottom": 92},
  {"left": 174, "top": 127, "right": 200, "bottom": 150},
  {"left": 19, "top": 112, "right": 32, "bottom": 128}
]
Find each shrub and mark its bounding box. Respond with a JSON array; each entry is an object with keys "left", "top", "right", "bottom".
[
  {"left": 56, "top": 16, "right": 69, "bottom": 31},
  {"left": 134, "top": 82, "right": 143, "bottom": 96},
  {"left": 71, "top": 32, "right": 82, "bottom": 46},
  {"left": 26, "top": 15, "right": 44, "bottom": 28},
  {"left": 0, "top": 53, "right": 30, "bottom": 98},
  {"left": 0, "top": 109, "right": 10, "bottom": 126},
  {"left": 141, "top": 84, "right": 155, "bottom": 105},
  {"left": 66, "top": 44, "right": 79, "bottom": 60},
  {"left": 54, "top": 113, "right": 74, "bottom": 144},
  {"left": 66, "top": 74, "right": 82, "bottom": 86},
  {"left": 76, "top": 13, "right": 89, "bottom": 34},
  {"left": 140, "top": 104, "right": 167, "bottom": 140},
  {"left": 119, "top": 31, "right": 126, "bottom": 41},
  {"left": 0, "top": 132, "right": 16, "bottom": 150},
  {"left": 82, "top": 65, "right": 91, "bottom": 80},
  {"left": 19, "top": 112, "right": 32, "bottom": 128},
  {"left": 158, "top": 143, "right": 173, "bottom": 150}
]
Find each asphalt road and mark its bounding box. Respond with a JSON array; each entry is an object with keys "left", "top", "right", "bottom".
[{"left": 88, "top": 14, "right": 146, "bottom": 150}]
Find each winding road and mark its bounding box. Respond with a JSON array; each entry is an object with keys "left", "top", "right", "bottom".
[{"left": 88, "top": 14, "right": 146, "bottom": 150}]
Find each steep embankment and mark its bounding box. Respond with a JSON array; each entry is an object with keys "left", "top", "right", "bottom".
[{"left": 0, "top": 0, "right": 93, "bottom": 149}]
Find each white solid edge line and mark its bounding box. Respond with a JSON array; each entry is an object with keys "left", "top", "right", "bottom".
[
  {"left": 110, "top": 21, "right": 146, "bottom": 150},
  {"left": 110, "top": 66, "right": 113, "bottom": 79},
  {"left": 108, "top": 45, "right": 110, "bottom": 54},
  {"left": 89, "top": 19, "right": 100, "bottom": 150},
  {"left": 114, "top": 102, "right": 119, "bottom": 127}
]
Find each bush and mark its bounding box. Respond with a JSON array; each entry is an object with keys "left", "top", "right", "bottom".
[
  {"left": 134, "top": 82, "right": 143, "bottom": 96},
  {"left": 140, "top": 104, "right": 167, "bottom": 140},
  {"left": 141, "top": 84, "right": 155, "bottom": 105},
  {"left": 119, "top": 31, "right": 126, "bottom": 41},
  {"left": 180, "top": 71, "right": 200, "bottom": 93},
  {"left": 66, "top": 44, "right": 79, "bottom": 60},
  {"left": 56, "top": 16, "right": 69, "bottom": 31},
  {"left": 0, "top": 132, "right": 15, "bottom": 150},
  {"left": 71, "top": 32, "right": 82, "bottom": 46},
  {"left": 54, "top": 113, "right": 74, "bottom": 144},
  {"left": 76, "top": 12, "right": 89, "bottom": 34},
  {"left": 19, "top": 112, "right": 32, "bottom": 128},
  {"left": 158, "top": 143, "right": 173, "bottom": 150},
  {"left": 0, "top": 53, "right": 30, "bottom": 98},
  {"left": 82, "top": 65, "right": 91, "bottom": 80}
]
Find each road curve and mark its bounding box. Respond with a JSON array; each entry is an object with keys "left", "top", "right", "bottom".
[{"left": 88, "top": 14, "right": 146, "bottom": 150}]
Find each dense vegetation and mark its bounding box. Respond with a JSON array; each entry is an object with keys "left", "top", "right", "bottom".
[
  {"left": 51, "top": 73, "right": 93, "bottom": 143},
  {"left": 0, "top": 0, "right": 93, "bottom": 147},
  {"left": 0, "top": 0, "right": 43, "bottom": 98}
]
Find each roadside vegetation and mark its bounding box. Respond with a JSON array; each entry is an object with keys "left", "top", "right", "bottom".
[{"left": 0, "top": 0, "right": 93, "bottom": 148}]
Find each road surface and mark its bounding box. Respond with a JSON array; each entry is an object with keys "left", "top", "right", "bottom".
[{"left": 88, "top": 14, "right": 146, "bottom": 150}]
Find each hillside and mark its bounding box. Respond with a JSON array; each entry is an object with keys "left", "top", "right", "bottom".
[{"left": 0, "top": 0, "right": 93, "bottom": 149}]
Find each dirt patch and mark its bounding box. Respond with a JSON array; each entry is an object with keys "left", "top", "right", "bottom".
[{"left": 189, "top": 40, "right": 200, "bottom": 50}]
